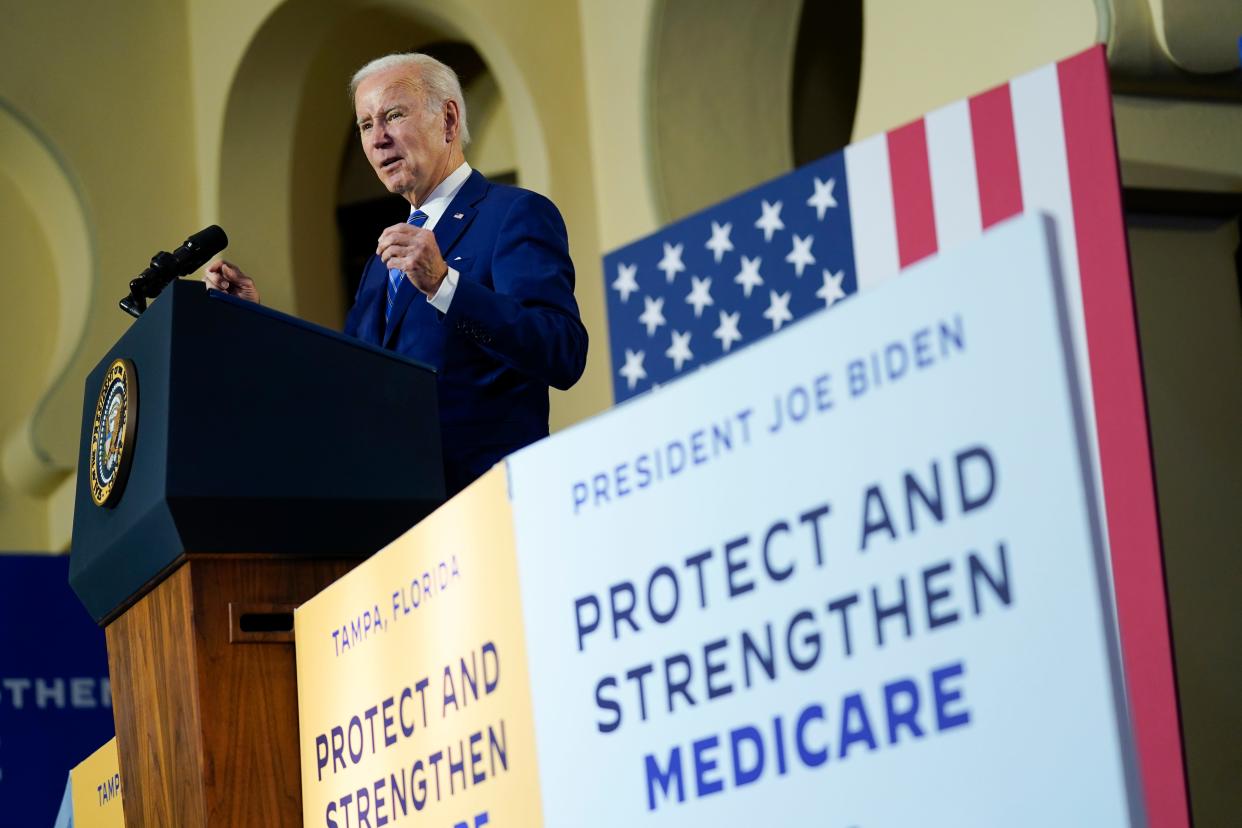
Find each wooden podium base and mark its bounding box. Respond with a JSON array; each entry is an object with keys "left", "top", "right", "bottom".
[{"left": 105, "top": 554, "right": 356, "bottom": 827}]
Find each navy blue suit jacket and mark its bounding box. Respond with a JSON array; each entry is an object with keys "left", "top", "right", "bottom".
[{"left": 343, "top": 170, "right": 588, "bottom": 495}]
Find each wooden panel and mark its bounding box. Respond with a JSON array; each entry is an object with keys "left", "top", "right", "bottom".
[
  {"left": 188, "top": 555, "right": 355, "bottom": 827},
  {"left": 105, "top": 554, "right": 357, "bottom": 827},
  {"left": 106, "top": 564, "right": 208, "bottom": 827}
]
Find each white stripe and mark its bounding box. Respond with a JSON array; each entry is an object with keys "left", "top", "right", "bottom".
[
  {"left": 1010, "top": 64, "right": 1113, "bottom": 591},
  {"left": 844, "top": 133, "right": 900, "bottom": 291},
  {"left": 1010, "top": 67, "right": 1094, "bottom": 425},
  {"left": 925, "top": 100, "right": 983, "bottom": 252}
]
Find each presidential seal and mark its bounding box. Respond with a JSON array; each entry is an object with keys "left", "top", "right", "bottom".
[{"left": 89, "top": 358, "right": 138, "bottom": 507}]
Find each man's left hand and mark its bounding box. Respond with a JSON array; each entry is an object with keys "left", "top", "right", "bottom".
[{"left": 377, "top": 222, "right": 448, "bottom": 297}]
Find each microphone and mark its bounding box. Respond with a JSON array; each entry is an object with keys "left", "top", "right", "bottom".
[
  {"left": 168, "top": 225, "right": 228, "bottom": 276},
  {"left": 120, "top": 225, "right": 229, "bottom": 317}
]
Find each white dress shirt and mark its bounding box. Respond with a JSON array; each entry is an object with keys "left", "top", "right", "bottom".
[{"left": 411, "top": 161, "right": 473, "bottom": 312}]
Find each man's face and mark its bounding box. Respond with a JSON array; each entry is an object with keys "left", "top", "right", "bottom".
[{"left": 354, "top": 67, "right": 452, "bottom": 205}]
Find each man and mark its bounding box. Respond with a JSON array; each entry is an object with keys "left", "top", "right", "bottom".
[{"left": 205, "top": 53, "right": 588, "bottom": 494}]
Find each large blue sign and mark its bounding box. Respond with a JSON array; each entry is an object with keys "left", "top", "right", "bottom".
[{"left": 0, "top": 555, "right": 113, "bottom": 825}]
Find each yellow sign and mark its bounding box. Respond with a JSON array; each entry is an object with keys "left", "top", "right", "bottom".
[
  {"left": 296, "top": 466, "right": 543, "bottom": 827},
  {"left": 70, "top": 737, "right": 125, "bottom": 828}
]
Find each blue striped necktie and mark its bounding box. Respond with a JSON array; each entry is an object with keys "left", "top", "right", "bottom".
[{"left": 386, "top": 210, "right": 429, "bottom": 324}]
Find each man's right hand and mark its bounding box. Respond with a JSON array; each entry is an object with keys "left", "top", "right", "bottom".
[{"left": 204, "top": 259, "right": 261, "bottom": 304}]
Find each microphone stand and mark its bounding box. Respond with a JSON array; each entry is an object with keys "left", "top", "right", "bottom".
[
  {"left": 119, "top": 251, "right": 184, "bottom": 318},
  {"left": 119, "top": 226, "right": 228, "bottom": 318}
]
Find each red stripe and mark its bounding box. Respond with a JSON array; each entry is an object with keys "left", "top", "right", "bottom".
[
  {"left": 887, "top": 119, "right": 938, "bottom": 268},
  {"left": 968, "top": 85, "right": 1023, "bottom": 227},
  {"left": 1059, "top": 45, "right": 1189, "bottom": 827}
]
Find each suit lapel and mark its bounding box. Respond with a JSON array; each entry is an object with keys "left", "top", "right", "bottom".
[
  {"left": 383, "top": 170, "right": 490, "bottom": 347},
  {"left": 433, "top": 170, "right": 487, "bottom": 259},
  {"left": 352, "top": 257, "right": 387, "bottom": 346}
]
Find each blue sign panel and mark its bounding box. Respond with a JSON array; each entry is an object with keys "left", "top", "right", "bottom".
[{"left": 0, "top": 555, "right": 113, "bottom": 825}]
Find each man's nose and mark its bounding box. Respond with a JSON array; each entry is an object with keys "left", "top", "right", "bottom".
[{"left": 369, "top": 122, "right": 392, "bottom": 147}]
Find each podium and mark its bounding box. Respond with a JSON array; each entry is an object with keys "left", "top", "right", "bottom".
[{"left": 68, "top": 281, "right": 445, "bottom": 826}]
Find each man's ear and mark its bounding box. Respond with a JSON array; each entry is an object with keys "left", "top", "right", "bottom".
[{"left": 443, "top": 100, "right": 460, "bottom": 144}]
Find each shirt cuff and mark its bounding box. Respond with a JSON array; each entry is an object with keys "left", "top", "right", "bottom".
[{"left": 427, "top": 267, "right": 459, "bottom": 313}]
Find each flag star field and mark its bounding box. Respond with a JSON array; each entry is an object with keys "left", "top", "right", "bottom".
[{"left": 604, "top": 154, "right": 856, "bottom": 401}]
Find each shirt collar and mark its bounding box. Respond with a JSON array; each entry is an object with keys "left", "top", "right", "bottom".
[{"left": 412, "top": 162, "right": 472, "bottom": 231}]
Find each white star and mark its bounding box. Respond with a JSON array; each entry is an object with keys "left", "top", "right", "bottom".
[
  {"left": 612, "top": 262, "right": 639, "bottom": 303},
  {"left": 665, "top": 330, "right": 694, "bottom": 372},
  {"left": 816, "top": 268, "right": 846, "bottom": 308},
  {"left": 763, "top": 290, "right": 794, "bottom": 332},
  {"left": 657, "top": 242, "right": 686, "bottom": 284},
  {"left": 713, "top": 310, "right": 742, "bottom": 353},
  {"left": 685, "top": 275, "right": 714, "bottom": 318},
  {"left": 638, "top": 295, "right": 666, "bottom": 337},
  {"left": 785, "top": 234, "right": 815, "bottom": 277},
  {"left": 754, "top": 200, "right": 785, "bottom": 242},
  {"left": 807, "top": 177, "right": 838, "bottom": 220},
  {"left": 705, "top": 221, "right": 734, "bottom": 263},
  {"left": 734, "top": 255, "right": 763, "bottom": 298},
  {"left": 619, "top": 348, "right": 647, "bottom": 390}
]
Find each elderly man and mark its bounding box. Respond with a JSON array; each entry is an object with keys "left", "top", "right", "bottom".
[{"left": 206, "top": 53, "right": 588, "bottom": 494}]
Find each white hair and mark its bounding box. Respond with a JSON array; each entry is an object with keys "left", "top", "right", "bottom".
[{"left": 349, "top": 53, "right": 471, "bottom": 145}]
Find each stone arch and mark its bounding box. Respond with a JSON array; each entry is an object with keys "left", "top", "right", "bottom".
[
  {"left": 216, "top": 0, "right": 546, "bottom": 329},
  {"left": 0, "top": 100, "right": 95, "bottom": 497},
  {"left": 647, "top": 0, "right": 862, "bottom": 222}
]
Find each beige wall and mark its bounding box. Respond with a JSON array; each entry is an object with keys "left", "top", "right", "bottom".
[
  {"left": 0, "top": 0, "right": 200, "bottom": 549},
  {"left": 0, "top": 172, "right": 60, "bottom": 549},
  {"left": 578, "top": 0, "right": 661, "bottom": 253},
  {"left": 852, "top": 0, "right": 1101, "bottom": 139}
]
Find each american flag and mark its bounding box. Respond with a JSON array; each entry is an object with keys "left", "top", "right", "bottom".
[{"left": 602, "top": 45, "right": 1185, "bottom": 828}]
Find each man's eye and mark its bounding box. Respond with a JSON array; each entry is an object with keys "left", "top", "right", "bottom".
[
  {"left": 359, "top": 122, "right": 372, "bottom": 133},
  {"left": 387, "top": 111, "right": 403, "bottom": 122}
]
